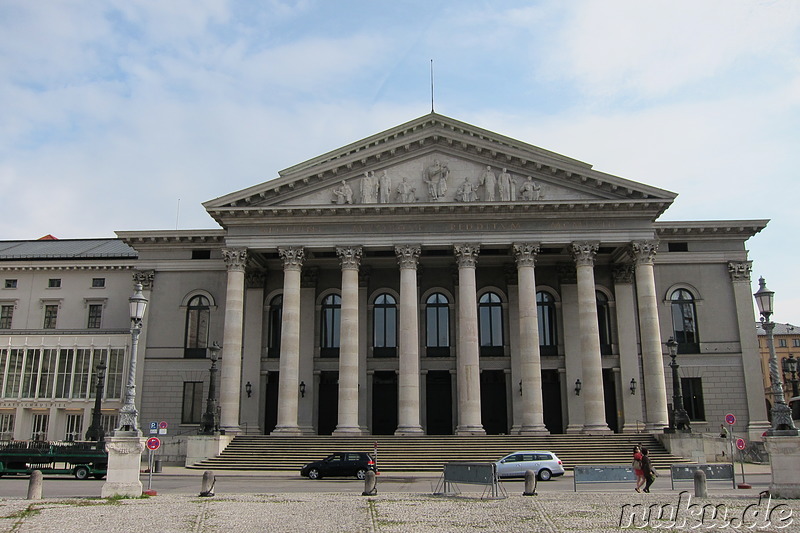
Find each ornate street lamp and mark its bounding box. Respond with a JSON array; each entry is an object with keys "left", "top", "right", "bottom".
[
  {"left": 199, "top": 342, "right": 221, "bottom": 435},
  {"left": 754, "top": 277, "right": 798, "bottom": 435},
  {"left": 667, "top": 337, "right": 691, "bottom": 432},
  {"left": 85, "top": 361, "right": 107, "bottom": 444},
  {"left": 782, "top": 354, "right": 799, "bottom": 398},
  {"left": 116, "top": 283, "right": 148, "bottom": 435}
]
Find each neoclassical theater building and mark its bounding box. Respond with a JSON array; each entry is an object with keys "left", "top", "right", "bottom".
[{"left": 0, "top": 113, "right": 770, "bottom": 442}]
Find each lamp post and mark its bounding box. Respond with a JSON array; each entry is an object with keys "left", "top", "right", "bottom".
[
  {"left": 754, "top": 277, "right": 798, "bottom": 436},
  {"left": 117, "top": 282, "right": 148, "bottom": 435},
  {"left": 199, "top": 342, "right": 221, "bottom": 435},
  {"left": 667, "top": 336, "right": 691, "bottom": 432},
  {"left": 782, "top": 354, "right": 799, "bottom": 398},
  {"left": 85, "top": 361, "right": 107, "bottom": 443}
]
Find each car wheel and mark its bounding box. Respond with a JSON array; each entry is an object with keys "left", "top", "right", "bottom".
[
  {"left": 74, "top": 466, "right": 90, "bottom": 480},
  {"left": 537, "top": 469, "right": 552, "bottom": 481},
  {"left": 356, "top": 469, "right": 367, "bottom": 480},
  {"left": 308, "top": 468, "right": 321, "bottom": 480}
]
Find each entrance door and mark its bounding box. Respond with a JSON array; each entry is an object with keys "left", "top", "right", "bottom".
[
  {"left": 264, "top": 371, "right": 279, "bottom": 434},
  {"left": 318, "top": 371, "right": 339, "bottom": 435},
  {"left": 371, "top": 371, "right": 398, "bottom": 435},
  {"left": 603, "top": 368, "right": 619, "bottom": 433},
  {"left": 542, "top": 370, "right": 563, "bottom": 434},
  {"left": 425, "top": 371, "right": 452, "bottom": 435},
  {"left": 480, "top": 370, "right": 508, "bottom": 435}
]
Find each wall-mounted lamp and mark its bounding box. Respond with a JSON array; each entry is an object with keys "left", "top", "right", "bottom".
[
  {"left": 299, "top": 381, "right": 306, "bottom": 398},
  {"left": 518, "top": 380, "right": 522, "bottom": 396},
  {"left": 574, "top": 379, "right": 582, "bottom": 396},
  {"left": 245, "top": 381, "right": 252, "bottom": 398},
  {"left": 630, "top": 378, "right": 637, "bottom": 395}
]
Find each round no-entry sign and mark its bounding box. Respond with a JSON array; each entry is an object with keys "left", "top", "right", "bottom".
[
  {"left": 736, "top": 438, "right": 746, "bottom": 450},
  {"left": 725, "top": 413, "right": 736, "bottom": 425},
  {"left": 146, "top": 437, "right": 161, "bottom": 450}
]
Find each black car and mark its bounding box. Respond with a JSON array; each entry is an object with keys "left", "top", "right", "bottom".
[{"left": 300, "top": 452, "right": 376, "bottom": 480}]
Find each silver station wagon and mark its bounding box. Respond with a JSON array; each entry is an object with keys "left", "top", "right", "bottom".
[{"left": 495, "top": 451, "right": 565, "bottom": 481}]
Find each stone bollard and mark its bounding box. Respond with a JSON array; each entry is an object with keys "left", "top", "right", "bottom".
[
  {"left": 361, "top": 470, "right": 377, "bottom": 496},
  {"left": 199, "top": 470, "right": 215, "bottom": 497},
  {"left": 694, "top": 469, "right": 708, "bottom": 498},
  {"left": 523, "top": 469, "right": 538, "bottom": 496},
  {"left": 27, "top": 470, "right": 43, "bottom": 500}
]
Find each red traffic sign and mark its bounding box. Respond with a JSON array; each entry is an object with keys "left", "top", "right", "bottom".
[
  {"left": 725, "top": 413, "right": 736, "bottom": 425},
  {"left": 146, "top": 437, "right": 161, "bottom": 450},
  {"left": 159, "top": 421, "right": 168, "bottom": 429},
  {"left": 736, "top": 438, "right": 746, "bottom": 451}
]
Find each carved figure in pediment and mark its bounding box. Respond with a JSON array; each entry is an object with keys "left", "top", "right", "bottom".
[
  {"left": 480, "top": 165, "right": 497, "bottom": 201},
  {"left": 378, "top": 170, "right": 391, "bottom": 203},
  {"left": 520, "top": 176, "right": 542, "bottom": 201},
  {"left": 396, "top": 177, "right": 416, "bottom": 203},
  {"left": 332, "top": 180, "right": 353, "bottom": 204},
  {"left": 498, "top": 167, "right": 517, "bottom": 201},
  {"left": 422, "top": 159, "right": 449, "bottom": 201},
  {"left": 361, "top": 171, "right": 378, "bottom": 204},
  {"left": 455, "top": 177, "right": 478, "bottom": 202}
]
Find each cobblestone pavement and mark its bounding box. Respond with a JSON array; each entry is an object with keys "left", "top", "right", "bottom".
[{"left": 0, "top": 490, "right": 797, "bottom": 532}]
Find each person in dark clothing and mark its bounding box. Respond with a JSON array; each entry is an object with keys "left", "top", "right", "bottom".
[{"left": 640, "top": 447, "right": 656, "bottom": 493}]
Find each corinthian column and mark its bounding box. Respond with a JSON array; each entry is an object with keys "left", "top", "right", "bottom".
[
  {"left": 513, "top": 243, "right": 549, "bottom": 434},
  {"left": 454, "top": 243, "right": 485, "bottom": 435},
  {"left": 219, "top": 248, "right": 247, "bottom": 434},
  {"left": 273, "top": 247, "right": 304, "bottom": 435},
  {"left": 395, "top": 244, "right": 424, "bottom": 435},
  {"left": 334, "top": 246, "right": 363, "bottom": 434},
  {"left": 571, "top": 242, "right": 610, "bottom": 433},
  {"left": 631, "top": 241, "right": 669, "bottom": 430}
]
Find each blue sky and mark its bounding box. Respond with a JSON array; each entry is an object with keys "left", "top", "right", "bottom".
[{"left": 1, "top": 0, "right": 799, "bottom": 322}]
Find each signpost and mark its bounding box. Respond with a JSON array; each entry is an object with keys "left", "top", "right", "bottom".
[{"left": 145, "top": 437, "right": 161, "bottom": 494}]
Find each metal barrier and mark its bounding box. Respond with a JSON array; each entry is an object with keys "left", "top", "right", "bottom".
[
  {"left": 573, "top": 464, "right": 637, "bottom": 492},
  {"left": 433, "top": 462, "right": 506, "bottom": 499},
  {"left": 669, "top": 463, "right": 735, "bottom": 490}
]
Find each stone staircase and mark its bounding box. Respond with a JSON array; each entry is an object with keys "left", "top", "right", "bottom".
[{"left": 188, "top": 434, "right": 686, "bottom": 472}]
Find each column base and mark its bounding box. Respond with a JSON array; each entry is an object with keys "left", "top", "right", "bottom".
[
  {"left": 455, "top": 425, "right": 486, "bottom": 436},
  {"left": 395, "top": 425, "right": 424, "bottom": 436},
  {"left": 333, "top": 425, "right": 365, "bottom": 435},
  {"left": 645, "top": 422, "right": 668, "bottom": 433},
  {"left": 219, "top": 425, "right": 242, "bottom": 435},
  {"left": 271, "top": 425, "right": 303, "bottom": 436},
  {"left": 582, "top": 424, "right": 613, "bottom": 434},
  {"left": 565, "top": 424, "right": 583, "bottom": 434},
  {"left": 299, "top": 425, "right": 317, "bottom": 436},
  {"left": 764, "top": 436, "right": 800, "bottom": 498},
  {"left": 519, "top": 425, "right": 550, "bottom": 435}
]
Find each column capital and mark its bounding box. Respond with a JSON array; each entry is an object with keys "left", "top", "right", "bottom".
[
  {"left": 278, "top": 246, "right": 305, "bottom": 272},
  {"left": 571, "top": 241, "right": 599, "bottom": 267},
  {"left": 132, "top": 270, "right": 155, "bottom": 291},
  {"left": 222, "top": 248, "right": 248, "bottom": 272},
  {"left": 336, "top": 246, "right": 362, "bottom": 270},
  {"left": 728, "top": 261, "right": 752, "bottom": 282},
  {"left": 301, "top": 266, "right": 319, "bottom": 288},
  {"left": 454, "top": 243, "right": 480, "bottom": 268},
  {"left": 395, "top": 244, "right": 421, "bottom": 269},
  {"left": 513, "top": 242, "right": 540, "bottom": 268},
  {"left": 245, "top": 269, "right": 266, "bottom": 289},
  {"left": 630, "top": 240, "right": 659, "bottom": 265},
  {"left": 613, "top": 263, "right": 635, "bottom": 284}
]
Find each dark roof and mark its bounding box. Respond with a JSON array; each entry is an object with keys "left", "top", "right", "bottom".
[
  {"left": 0, "top": 239, "right": 138, "bottom": 260},
  {"left": 756, "top": 322, "right": 799, "bottom": 336}
]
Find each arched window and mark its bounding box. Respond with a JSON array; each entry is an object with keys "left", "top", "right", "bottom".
[
  {"left": 184, "top": 295, "right": 210, "bottom": 359},
  {"left": 320, "top": 294, "right": 341, "bottom": 358},
  {"left": 479, "top": 292, "right": 504, "bottom": 356},
  {"left": 426, "top": 293, "right": 450, "bottom": 357},
  {"left": 671, "top": 289, "right": 699, "bottom": 353},
  {"left": 597, "top": 291, "right": 612, "bottom": 355},
  {"left": 373, "top": 293, "right": 397, "bottom": 357},
  {"left": 267, "top": 295, "right": 282, "bottom": 359},
  {"left": 537, "top": 291, "right": 558, "bottom": 356}
]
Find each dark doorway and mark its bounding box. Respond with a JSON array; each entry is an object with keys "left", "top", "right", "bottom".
[
  {"left": 371, "top": 371, "right": 398, "bottom": 435},
  {"left": 542, "top": 370, "right": 563, "bottom": 434},
  {"left": 480, "top": 370, "right": 508, "bottom": 435},
  {"left": 318, "top": 371, "right": 339, "bottom": 435},
  {"left": 603, "top": 369, "right": 619, "bottom": 433},
  {"left": 425, "top": 371, "right": 452, "bottom": 435},
  {"left": 264, "top": 372, "right": 279, "bottom": 434}
]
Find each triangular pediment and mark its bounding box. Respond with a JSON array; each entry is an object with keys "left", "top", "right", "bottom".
[{"left": 204, "top": 113, "right": 676, "bottom": 223}]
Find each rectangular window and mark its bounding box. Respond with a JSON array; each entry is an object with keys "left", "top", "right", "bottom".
[
  {"left": 0, "top": 305, "right": 12, "bottom": 329},
  {"left": 794, "top": 339, "right": 800, "bottom": 348},
  {"left": 65, "top": 414, "right": 83, "bottom": 442},
  {"left": 89, "top": 349, "right": 107, "bottom": 398},
  {"left": 182, "top": 382, "right": 204, "bottom": 424},
  {"left": 71, "top": 349, "right": 92, "bottom": 399},
  {"left": 31, "top": 413, "right": 48, "bottom": 441},
  {"left": 4, "top": 279, "right": 17, "bottom": 289},
  {"left": 681, "top": 377, "right": 705, "bottom": 421},
  {"left": 668, "top": 242, "right": 689, "bottom": 252},
  {"left": 21, "top": 349, "right": 40, "bottom": 398},
  {"left": 0, "top": 413, "right": 14, "bottom": 440},
  {"left": 87, "top": 304, "right": 103, "bottom": 328},
  {"left": 4, "top": 349, "right": 24, "bottom": 398},
  {"left": 48, "top": 278, "right": 61, "bottom": 288},
  {"left": 105, "top": 349, "right": 125, "bottom": 399},
  {"left": 101, "top": 414, "right": 118, "bottom": 435},
  {"left": 43, "top": 305, "right": 58, "bottom": 329},
  {"left": 779, "top": 339, "right": 787, "bottom": 348},
  {"left": 91, "top": 278, "right": 105, "bottom": 288},
  {"left": 54, "top": 349, "right": 75, "bottom": 398},
  {"left": 37, "top": 349, "right": 57, "bottom": 398}
]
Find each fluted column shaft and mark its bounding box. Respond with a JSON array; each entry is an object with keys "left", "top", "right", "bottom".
[
  {"left": 219, "top": 248, "right": 247, "bottom": 433},
  {"left": 632, "top": 241, "right": 669, "bottom": 430},
  {"left": 273, "top": 247, "right": 304, "bottom": 435},
  {"left": 395, "top": 245, "right": 424, "bottom": 435},
  {"left": 334, "top": 246, "right": 362, "bottom": 434},
  {"left": 572, "top": 242, "right": 610, "bottom": 433},
  {"left": 454, "top": 243, "right": 485, "bottom": 435},
  {"left": 514, "top": 243, "right": 548, "bottom": 434}
]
